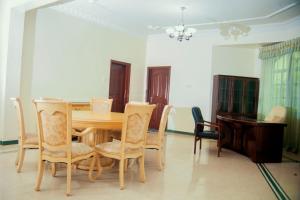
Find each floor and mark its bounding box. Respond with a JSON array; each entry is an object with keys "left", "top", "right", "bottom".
[{"left": 0, "top": 133, "right": 299, "bottom": 200}]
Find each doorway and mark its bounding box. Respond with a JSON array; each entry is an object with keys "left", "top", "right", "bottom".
[
  {"left": 109, "top": 60, "right": 131, "bottom": 113},
  {"left": 146, "top": 66, "right": 171, "bottom": 129}
]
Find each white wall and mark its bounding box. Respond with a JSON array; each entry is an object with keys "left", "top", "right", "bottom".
[{"left": 146, "top": 17, "right": 300, "bottom": 133}]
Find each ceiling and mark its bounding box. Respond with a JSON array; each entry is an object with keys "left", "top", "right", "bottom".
[{"left": 50, "top": 0, "right": 300, "bottom": 36}]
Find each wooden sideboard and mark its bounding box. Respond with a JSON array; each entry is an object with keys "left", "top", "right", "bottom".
[{"left": 217, "top": 115, "right": 287, "bottom": 163}]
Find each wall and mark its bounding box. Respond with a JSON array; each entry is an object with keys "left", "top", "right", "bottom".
[
  {"left": 0, "top": 0, "right": 63, "bottom": 141},
  {"left": 211, "top": 46, "right": 257, "bottom": 77},
  {"left": 146, "top": 17, "right": 300, "bottom": 133},
  {"left": 21, "top": 8, "right": 147, "bottom": 133}
]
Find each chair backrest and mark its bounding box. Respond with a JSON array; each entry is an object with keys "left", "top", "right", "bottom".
[
  {"left": 120, "top": 104, "right": 155, "bottom": 151},
  {"left": 192, "top": 107, "right": 204, "bottom": 132},
  {"left": 192, "top": 107, "right": 204, "bottom": 123},
  {"left": 157, "top": 105, "right": 172, "bottom": 141},
  {"left": 90, "top": 98, "right": 113, "bottom": 114},
  {"left": 10, "top": 98, "right": 26, "bottom": 142},
  {"left": 33, "top": 100, "right": 72, "bottom": 156},
  {"left": 39, "top": 97, "right": 63, "bottom": 101},
  {"left": 129, "top": 101, "right": 149, "bottom": 105},
  {"left": 264, "top": 106, "right": 287, "bottom": 123}
]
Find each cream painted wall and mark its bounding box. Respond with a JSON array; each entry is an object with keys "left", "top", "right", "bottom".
[
  {"left": 211, "top": 46, "right": 257, "bottom": 77},
  {"left": 146, "top": 17, "right": 300, "bottom": 133},
  {"left": 0, "top": 0, "right": 62, "bottom": 141},
  {"left": 19, "top": 8, "right": 146, "bottom": 133}
]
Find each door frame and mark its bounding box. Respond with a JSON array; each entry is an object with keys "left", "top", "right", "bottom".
[
  {"left": 146, "top": 66, "right": 171, "bottom": 103},
  {"left": 109, "top": 60, "right": 131, "bottom": 110}
]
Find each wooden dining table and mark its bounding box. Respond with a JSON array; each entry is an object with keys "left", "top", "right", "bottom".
[
  {"left": 72, "top": 110, "right": 124, "bottom": 169},
  {"left": 72, "top": 110, "right": 123, "bottom": 129}
]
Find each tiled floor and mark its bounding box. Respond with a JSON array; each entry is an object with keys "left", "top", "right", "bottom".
[{"left": 0, "top": 133, "right": 298, "bottom": 200}]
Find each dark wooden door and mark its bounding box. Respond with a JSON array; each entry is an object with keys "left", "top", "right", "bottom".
[
  {"left": 109, "top": 60, "right": 130, "bottom": 113},
  {"left": 146, "top": 66, "right": 171, "bottom": 129}
]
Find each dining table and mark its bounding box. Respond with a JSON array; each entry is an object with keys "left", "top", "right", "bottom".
[{"left": 72, "top": 110, "right": 124, "bottom": 169}]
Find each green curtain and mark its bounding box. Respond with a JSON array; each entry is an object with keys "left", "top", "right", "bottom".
[{"left": 258, "top": 37, "right": 300, "bottom": 153}]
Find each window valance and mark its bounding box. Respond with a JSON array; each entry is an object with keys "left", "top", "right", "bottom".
[{"left": 259, "top": 37, "right": 300, "bottom": 59}]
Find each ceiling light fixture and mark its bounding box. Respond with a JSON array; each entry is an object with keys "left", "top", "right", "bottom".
[
  {"left": 166, "top": 6, "right": 196, "bottom": 42},
  {"left": 219, "top": 23, "right": 251, "bottom": 40}
]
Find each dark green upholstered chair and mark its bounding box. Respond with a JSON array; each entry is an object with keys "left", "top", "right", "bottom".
[{"left": 192, "top": 107, "right": 221, "bottom": 156}]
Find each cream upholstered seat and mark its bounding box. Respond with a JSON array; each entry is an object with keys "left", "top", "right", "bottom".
[
  {"left": 95, "top": 104, "right": 155, "bottom": 189},
  {"left": 264, "top": 106, "right": 287, "bottom": 123},
  {"left": 11, "top": 98, "right": 39, "bottom": 173},
  {"left": 145, "top": 105, "right": 172, "bottom": 170},
  {"left": 33, "top": 100, "right": 100, "bottom": 196}
]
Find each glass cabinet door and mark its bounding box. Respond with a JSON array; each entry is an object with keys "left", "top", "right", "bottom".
[
  {"left": 243, "top": 80, "right": 258, "bottom": 116},
  {"left": 218, "top": 77, "right": 230, "bottom": 112},
  {"left": 232, "top": 79, "right": 244, "bottom": 113}
]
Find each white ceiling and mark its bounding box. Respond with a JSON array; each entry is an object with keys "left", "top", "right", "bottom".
[{"left": 50, "top": 0, "right": 300, "bottom": 36}]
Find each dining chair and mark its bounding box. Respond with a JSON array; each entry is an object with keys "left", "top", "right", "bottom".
[
  {"left": 90, "top": 98, "right": 113, "bottom": 114},
  {"left": 33, "top": 99, "right": 100, "bottom": 196},
  {"left": 129, "top": 101, "right": 149, "bottom": 105},
  {"left": 192, "top": 107, "right": 221, "bottom": 156},
  {"left": 95, "top": 104, "right": 155, "bottom": 189},
  {"left": 145, "top": 105, "right": 172, "bottom": 170},
  {"left": 10, "top": 97, "right": 39, "bottom": 173}
]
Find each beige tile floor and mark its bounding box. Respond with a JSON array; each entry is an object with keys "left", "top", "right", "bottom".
[
  {"left": 265, "top": 162, "right": 300, "bottom": 200},
  {"left": 0, "top": 133, "right": 297, "bottom": 200}
]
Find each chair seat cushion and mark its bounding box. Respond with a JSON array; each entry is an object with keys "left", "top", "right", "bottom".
[
  {"left": 146, "top": 131, "right": 160, "bottom": 145},
  {"left": 95, "top": 140, "right": 142, "bottom": 155},
  {"left": 44, "top": 143, "right": 93, "bottom": 158},
  {"left": 24, "top": 133, "right": 38, "bottom": 145},
  {"left": 196, "top": 131, "right": 218, "bottom": 139}
]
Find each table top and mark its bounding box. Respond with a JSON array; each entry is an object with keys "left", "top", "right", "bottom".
[
  {"left": 72, "top": 111, "right": 124, "bottom": 129},
  {"left": 216, "top": 114, "right": 287, "bottom": 127}
]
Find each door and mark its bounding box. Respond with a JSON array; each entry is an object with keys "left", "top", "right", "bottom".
[
  {"left": 109, "top": 60, "right": 130, "bottom": 113},
  {"left": 146, "top": 66, "right": 171, "bottom": 129}
]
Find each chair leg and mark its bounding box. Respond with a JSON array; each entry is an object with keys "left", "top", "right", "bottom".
[
  {"left": 51, "top": 163, "right": 56, "bottom": 177},
  {"left": 138, "top": 154, "right": 146, "bottom": 183},
  {"left": 35, "top": 159, "right": 45, "bottom": 191},
  {"left": 194, "top": 137, "right": 197, "bottom": 154},
  {"left": 16, "top": 148, "right": 25, "bottom": 173},
  {"left": 88, "top": 156, "right": 96, "bottom": 181},
  {"left": 119, "top": 159, "right": 125, "bottom": 190},
  {"left": 66, "top": 162, "right": 72, "bottom": 196},
  {"left": 157, "top": 148, "right": 163, "bottom": 171},
  {"left": 15, "top": 149, "right": 19, "bottom": 166},
  {"left": 124, "top": 159, "right": 128, "bottom": 172},
  {"left": 217, "top": 139, "right": 221, "bottom": 157},
  {"left": 95, "top": 155, "right": 102, "bottom": 178},
  {"left": 199, "top": 138, "right": 202, "bottom": 150}
]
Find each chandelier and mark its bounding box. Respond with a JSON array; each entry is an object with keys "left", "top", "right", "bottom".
[{"left": 166, "top": 6, "right": 196, "bottom": 42}]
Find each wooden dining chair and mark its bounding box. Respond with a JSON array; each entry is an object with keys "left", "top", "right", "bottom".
[
  {"left": 95, "top": 104, "right": 155, "bottom": 189},
  {"left": 145, "top": 105, "right": 172, "bottom": 170},
  {"left": 10, "top": 97, "right": 39, "bottom": 173},
  {"left": 33, "top": 99, "right": 100, "bottom": 196},
  {"left": 90, "top": 98, "right": 113, "bottom": 114}
]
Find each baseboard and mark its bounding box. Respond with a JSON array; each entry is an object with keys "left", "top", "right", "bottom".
[
  {"left": 166, "top": 129, "right": 194, "bottom": 135},
  {"left": 0, "top": 140, "right": 18, "bottom": 145}
]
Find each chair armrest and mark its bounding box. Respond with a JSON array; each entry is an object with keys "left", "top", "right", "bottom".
[
  {"left": 203, "top": 120, "right": 219, "bottom": 126},
  {"left": 196, "top": 122, "right": 219, "bottom": 130},
  {"left": 72, "top": 127, "right": 95, "bottom": 137}
]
